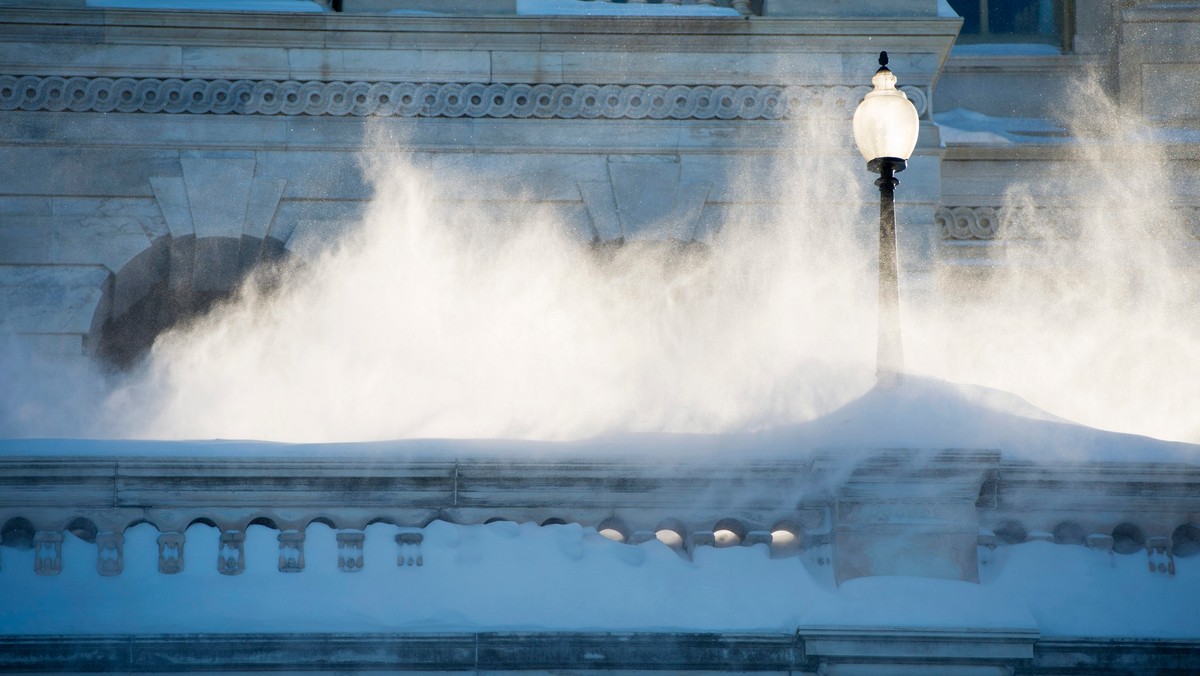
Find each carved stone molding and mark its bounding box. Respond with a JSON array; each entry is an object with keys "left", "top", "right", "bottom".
[
  {"left": 0, "top": 75, "right": 929, "bottom": 120},
  {"left": 938, "top": 204, "right": 1200, "bottom": 241}
]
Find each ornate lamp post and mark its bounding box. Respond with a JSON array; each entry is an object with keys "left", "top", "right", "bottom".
[{"left": 852, "top": 51, "right": 920, "bottom": 387}]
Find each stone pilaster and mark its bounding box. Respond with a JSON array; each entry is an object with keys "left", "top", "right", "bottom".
[{"left": 814, "top": 449, "right": 999, "bottom": 584}]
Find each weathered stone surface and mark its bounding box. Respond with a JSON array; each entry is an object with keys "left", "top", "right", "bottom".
[{"left": 0, "top": 264, "right": 109, "bottom": 335}]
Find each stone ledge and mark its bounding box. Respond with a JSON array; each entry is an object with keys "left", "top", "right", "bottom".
[
  {"left": 0, "top": 632, "right": 797, "bottom": 672},
  {"left": 2, "top": 632, "right": 1197, "bottom": 673}
]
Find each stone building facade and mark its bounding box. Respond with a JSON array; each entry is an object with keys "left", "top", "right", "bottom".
[
  {"left": 1, "top": 1, "right": 1199, "bottom": 673},
  {"left": 3, "top": 0, "right": 1198, "bottom": 371}
]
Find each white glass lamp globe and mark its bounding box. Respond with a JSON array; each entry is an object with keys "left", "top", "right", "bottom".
[{"left": 852, "top": 58, "right": 920, "bottom": 165}]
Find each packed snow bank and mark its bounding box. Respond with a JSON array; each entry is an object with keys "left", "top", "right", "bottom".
[
  {"left": 86, "top": 0, "right": 325, "bottom": 10},
  {"left": 3, "top": 377, "right": 1195, "bottom": 463},
  {"left": 950, "top": 43, "right": 1063, "bottom": 57},
  {"left": 517, "top": 0, "right": 740, "bottom": 17},
  {"left": 1, "top": 520, "right": 1196, "bottom": 638},
  {"left": 935, "top": 108, "right": 1069, "bottom": 145}
]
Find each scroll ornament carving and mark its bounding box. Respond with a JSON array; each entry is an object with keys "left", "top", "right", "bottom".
[
  {"left": 0, "top": 75, "right": 929, "bottom": 120},
  {"left": 939, "top": 205, "right": 1200, "bottom": 241}
]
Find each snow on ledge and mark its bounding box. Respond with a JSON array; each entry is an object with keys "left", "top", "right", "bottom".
[
  {"left": 0, "top": 520, "right": 1196, "bottom": 638},
  {"left": 517, "top": 0, "right": 741, "bottom": 17},
  {"left": 86, "top": 0, "right": 326, "bottom": 11}
]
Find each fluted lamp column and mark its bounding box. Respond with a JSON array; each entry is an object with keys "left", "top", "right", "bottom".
[{"left": 852, "top": 51, "right": 920, "bottom": 387}]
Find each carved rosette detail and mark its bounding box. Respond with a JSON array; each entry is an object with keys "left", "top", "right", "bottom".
[{"left": 0, "top": 75, "right": 932, "bottom": 120}]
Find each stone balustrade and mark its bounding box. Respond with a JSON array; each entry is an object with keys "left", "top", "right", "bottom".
[{"left": 2, "top": 448, "right": 1197, "bottom": 581}]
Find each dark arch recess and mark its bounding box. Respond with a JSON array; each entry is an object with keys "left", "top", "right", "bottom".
[
  {"left": 66, "top": 517, "right": 99, "bottom": 544},
  {"left": 1173, "top": 523, "right": 1200, "bottom": 558},
  {"left": 308, "top": 516, "right": 337, "bottom": 530},
  {"left": 247, "top": 516, "right": 279, "bottom": 531},
  {"left": 87, "top": 234, "right": 290, "bottom": 371},
  {"left": 1112, "top": 522, "right": 1145, "bottom": 555},
  {"left": 1, "top": 517, "right": 35, "bottom": 549},
  {"left": 125, "top": 517, "right": 160, "bottom": 531}
]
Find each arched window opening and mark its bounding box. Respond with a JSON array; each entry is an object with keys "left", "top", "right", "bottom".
[
  {"left": 713, "top": 518, "right": 746, "bottom": 548},
  {"left": 66, "top": 517, "right": 99, "bottom": 544},
  {"left": 596, "top": 517, "right": 628, "bottom": 543},
  {"left": 1112, "top": 523, "right": 1145, "bottom": 555},
  {"left": 87, "top": 234, "right": 290, "bottom": 371}
]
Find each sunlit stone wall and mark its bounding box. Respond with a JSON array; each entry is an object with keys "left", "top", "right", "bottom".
[{"left": 0, "top": 3, "right": 957, "bottom": 366}]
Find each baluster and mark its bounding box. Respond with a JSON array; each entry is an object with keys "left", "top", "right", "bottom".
[
  {"left": 34, "top": 531, "right": 62, "bottom": 576},
  {"left": 337, "top": 530, "right": 365, "bottom": 572},
  {"left": 278, "top": 530, "right": 305, "bottom": 573},
  {"left": 396, "top": 532, "right": 424, "bottom": 568},
  {"left": 218, "top": 530, "right": 244, "bottom": 576},
  {"left": 157, "top": 532, "right": 185, "bottom": 574},
  {"left": 96, "top": 531, "right": 124, "bottom": 576}
]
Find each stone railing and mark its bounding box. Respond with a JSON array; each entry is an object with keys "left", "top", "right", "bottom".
[{"left": 2, "top": 448, "right": 1197, "bottom": 582}]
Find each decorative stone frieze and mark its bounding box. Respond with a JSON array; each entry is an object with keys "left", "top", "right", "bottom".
[
  {"left": 95, "top": 531, "right": 124, "bottom": 577},
  {"left": 337, "top": 530, "right": 365, "bottom": 572},
  {"left": 0, "top": 75, "right": 929, "bottom": 121},
  {"left": 278, "top": 530, "right": 305, "bottom": 573},
  {"left": 33, "top": 531, "right": 62, "bottom": 576},
  {"left": 218, "top": 530, "right": 245, "bottom": 576},
  {"left": 396, "top": 532, "right": 423, "bottom": 567},
  {"left": 939, "top": 204, "right": 1200, "bottom": 241},
  {"left": 157, "top": 532, "right": 185, "bottom": 574}
]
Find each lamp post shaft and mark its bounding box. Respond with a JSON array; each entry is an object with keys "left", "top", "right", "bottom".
[{"left": 875, "top": 159, "right": 903, "bottom": 385}]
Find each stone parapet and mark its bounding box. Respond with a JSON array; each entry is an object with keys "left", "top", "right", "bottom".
[{"left": 2, "top": 446, "right": 1198, "bottom": 582}]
